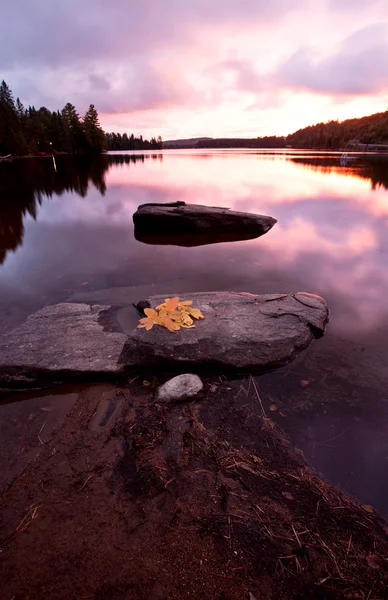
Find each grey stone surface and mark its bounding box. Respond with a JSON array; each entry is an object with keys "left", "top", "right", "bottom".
[
  {"left": 133, "top": 202, "right": 277, "bottom": 240},
  {"left": 122, "top": 291, "right": 329, "bottom": 372},
  {"left": 0, "top": 292, "right": 329, "bottom": 385},
  {"left": 156, "top": 374, "right": 204, "bottom": 402},
  {"left": 0, "top": 303, "right": 127, "bottom": 384}
]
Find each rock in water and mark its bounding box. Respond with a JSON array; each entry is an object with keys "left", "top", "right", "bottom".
[
  {"left": 133, "top": 202, "right": 277, "bottom": 239},
  {"left": 0, "top": 303, "right": 127, "bottom": 385},
  {"left": 156, "top": 374, "right": 204, "bottom": 402},
  {"left": 122, "top": 292, "right": 329, "bottom": 372},
  {"left": 0, "top": 292, "right": 329, "bottom": 386}
]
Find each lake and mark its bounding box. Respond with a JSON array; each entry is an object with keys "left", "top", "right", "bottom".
[{"left": 1, "top": 149, "right": 388, "bottom": 513}]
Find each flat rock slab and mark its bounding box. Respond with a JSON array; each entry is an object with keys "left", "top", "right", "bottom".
[
  {"left": 122, "top": 291, "right": 329, "bottom": 372},
  {"left": 0, "top": 292, "right": 329, "bottom": 385},
  {"left": 133, "top": 202, "right": 277, "bottom": 240},
  {"left": 0, "top": 303, "right": 127, "bottom": 385}
]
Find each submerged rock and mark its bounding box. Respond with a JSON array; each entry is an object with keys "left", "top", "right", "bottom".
[
  {"left": 0, "top": 303, "right": 126, "bottom": 385},
  {"left": 133, "top": 202, "right": 277, "bottom": 240},
  {"left": 156, "top": 374, "right": 204, "bottom": 402},
  {"left": 122, "top": 291, "right": 329, "bottom": 372}
]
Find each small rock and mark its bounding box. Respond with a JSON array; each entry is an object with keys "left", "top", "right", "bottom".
[{"left": 156, "top": 374, "right": 203, "bottom": 402}]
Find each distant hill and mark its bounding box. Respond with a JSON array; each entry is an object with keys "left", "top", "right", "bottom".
[
  {"left": 162, "top": 137, "right": 213, "bottom": 149},
  {"left": 160, "top": 111, "right": 388, "bottom": 152},
  {"left": 163, "top": 136, "right": 285, "bottom": 149},
  {"left": 287, "top": 111, "right": 388, "bottom": 150}
]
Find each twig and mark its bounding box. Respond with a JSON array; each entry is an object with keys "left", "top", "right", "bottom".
[
  {"left": 314, "top": 425, "right": 354, "bottom": 447},
  {"left": 228, "top": 515, "right": 233, "bottom": 549},
  {"left": 208, "top": 571, "right": 246, "bottom": 582},
  {"left": 366, "top": 582, "right": 375, "bottom": 600},
  {"left": 292, "top": 523, "right": 302, "bottom": 549},
  {"left": 346, "top": 534, "right": 352, "bottom": 559},
  {"left": 250, "top": 376, "right": 266, "bottom": 418},
  {"left": 79, "top": 474, "right": 93, "bottom": 491}
]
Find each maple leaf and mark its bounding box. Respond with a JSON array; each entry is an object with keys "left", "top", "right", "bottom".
[
  {"left": 158, "top": 310, "right": 181, "bottom": 331},
  {"left": 156, "top": 297, "right": 179, "bottom": 312},
  {"left": 137, "top": 308, "right": 161, "bottom": 331},
  {"left": 187, "top": 307, "right": 204, "bottom": 320},
  {"left": 138, "top": 296, "right": 205, "bottom": 333},
  {"left": 178, "top": 300, "right": 193, "bottom": 308}
]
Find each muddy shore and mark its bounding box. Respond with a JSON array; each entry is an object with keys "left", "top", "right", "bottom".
[{"left": 1, "top": 377, "right": 388, "bottom": 600}]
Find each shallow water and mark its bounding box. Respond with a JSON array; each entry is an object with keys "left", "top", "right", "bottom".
[{"left": 1, "top": 149, "right": 388, "bottom": 512}]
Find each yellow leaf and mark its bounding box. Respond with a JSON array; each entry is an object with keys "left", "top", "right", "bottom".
[
  {"left": 138, "top": 317, "right": 155, "bottom": 330},
  {"left": 162, "top": 316, "right": 180, "bottom": 332},
  {"left": 188, "top": 308, "right": 204, "bottom": 320},
  {"left": 143, "top": 380, "right": 152, "bottom": 386},
  {"left": 139, "top": 297, "right": 204, "bottom": 334},
  {"left": 178, "top": 300, "right": 193, "bottom": 308},
  {"left": 164, "top": 297, "right": 179, "bottom": 312},
  {"left": 178, "top": 312, "right": 193, "bottom": 326}
]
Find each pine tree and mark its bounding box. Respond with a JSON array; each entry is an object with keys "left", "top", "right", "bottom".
[
  {"left": 62, "top": 103, "right": 86, "bottom": 152},
  {"left": 0, "top": 81, "right": 28, "bottom": 155},
  {"left": 0, "top": 80, "right": 16, "bottom": 111},
  {"left": 83, "top": 104, "right": 106, "bottom": 153}
]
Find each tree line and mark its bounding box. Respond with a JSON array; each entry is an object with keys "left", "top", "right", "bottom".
[
  {"left": 287, "top": 111, "right": 388, "bottom": 150},
  {"left": 196, "top": 136, "right": 285, "bottom": 149},
  {"left": 106, "top": 132, "right": 162, "bottom": 151},
  {"left": 0, "top": 80, "right": 163, "bottom": 157}
]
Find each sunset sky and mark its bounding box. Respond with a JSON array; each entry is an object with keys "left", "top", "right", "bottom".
[{"left": 2, "top": 0, "right": 388, "bottom": 139}]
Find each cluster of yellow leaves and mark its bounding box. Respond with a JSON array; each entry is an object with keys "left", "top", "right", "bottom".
[{"left": 138, "top": 297, "right": 204, "bottom": 332}]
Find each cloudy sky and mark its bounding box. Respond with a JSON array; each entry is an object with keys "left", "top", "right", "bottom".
[{"left": 2, "top": 0, "right": 388, "bottom": 138}]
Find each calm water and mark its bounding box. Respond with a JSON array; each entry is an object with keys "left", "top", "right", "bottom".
[{"left": 1, "top": 150, "right": 388, "bottom": 512}]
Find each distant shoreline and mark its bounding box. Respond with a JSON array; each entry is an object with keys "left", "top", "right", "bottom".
[{"left": 2, "top": 147, "right": 388, "bottom": 163}]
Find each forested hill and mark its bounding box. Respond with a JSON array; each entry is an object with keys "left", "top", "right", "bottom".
[
  {"left": 287, "top": 111, "right": 388, "bottom": 150},
  {"left": 0, "top": 80, "right": 162, "bottom": 156}
]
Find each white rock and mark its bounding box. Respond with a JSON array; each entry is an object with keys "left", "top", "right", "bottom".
[{"left": 156, "top": 374, "right": 203, "bottom": 402}]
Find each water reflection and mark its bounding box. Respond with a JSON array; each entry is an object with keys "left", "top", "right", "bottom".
[
  {"left": 289, "top": 155, "right": 388, "bottom": 190},
  {"left": 1, "top": 150, "right": 388, "bottom": 512}
]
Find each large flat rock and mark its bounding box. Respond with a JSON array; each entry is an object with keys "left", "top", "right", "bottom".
[
  {"left": 133, "top": 202, "right": 277, "bottom": 242},
  {"left": 0, "top": 292, "right": 329, "bottom": 386},
  {"left": 122, "top": 291, "right": 329, "bottom": 371},
  {"left": 0, "top": 303, "right": 127, "bottom": 385}
]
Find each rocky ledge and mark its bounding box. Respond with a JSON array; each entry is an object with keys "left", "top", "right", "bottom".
[
  {"left": 123, "top": 291, "right": 329, "bottom": 371},
  {"left": 133, "top": 201, "right": 277, "bottom": 242},
  {"left": 0, "top": 291, "right": 328, "bottom": 386},
  {"left": 0, "top": 303, "right": 127, "bottom": 386}
]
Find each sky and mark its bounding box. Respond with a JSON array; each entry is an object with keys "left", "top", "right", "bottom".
[{"left": 1, "top": 0, "right": 388, "bottom": 139}]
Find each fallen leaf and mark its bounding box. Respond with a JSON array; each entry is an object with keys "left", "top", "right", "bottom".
[
  {"left": 361, "top": 504, "right": 374, "bottom": 514},
  {"left": 188, "top": 307, "right": 204, "bottom": 320},
  {"left": 137, "top": 308, "right": 161, "bottom": 331},
  {"left": 300, "top": 380, "right": 309, "bottom": 388},
  {"left": 178, "top": 300, "right": 193, "bottom": 308},
  {"left": 282, "top": 491, "right": 294, "bottom": 501},
  {"left": 269, "top": 404, "right": 278, "bottom": 412},
  {"left": 143, "top": 380, "right": 152, "bottom": 387},
  {"left": 140, "top": 297, "right": 204, "bottom": 333},
  {"left": 366, "top": 554, "right": 381, "bottom": 569}
]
